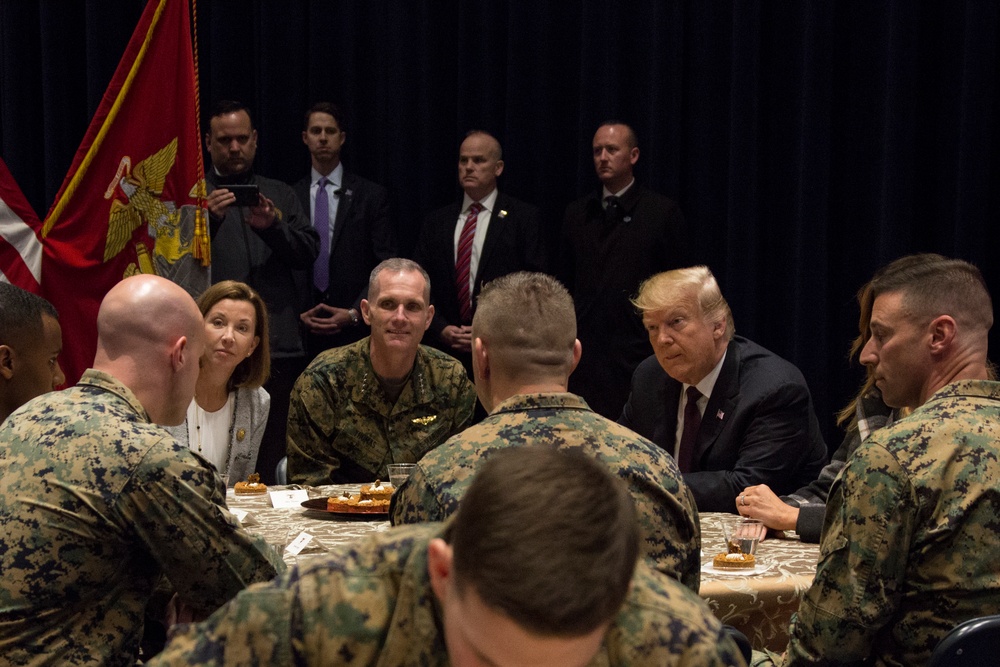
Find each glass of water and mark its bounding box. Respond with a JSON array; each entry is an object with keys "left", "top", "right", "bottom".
[
  {"left": 722, "top": 517, "right": 765, "bottom": 555},
  {"left": 387, "top": 463, "right": 417, "bottom": 489}
]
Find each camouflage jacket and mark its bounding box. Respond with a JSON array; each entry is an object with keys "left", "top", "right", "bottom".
[
  {"left": 149, "top": 523, "right": 745, "bottom": 666},
  {"left": 769, "top": 380, "right": 1000, "bottom": 666},
  {"left": 0, "top": 369, "right": 284, "bottom": 667},
  {"left": 389, "top": 392, "right": 702, "bottom": 591},
  {"left": 287, "top": 338, "right": 476, "bottom": 484}
]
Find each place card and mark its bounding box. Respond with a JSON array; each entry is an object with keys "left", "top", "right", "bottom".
[
  {"left": 269, "top": 488, "right": 309, "bottom": 508},
  {"left": 286, "top": 531, "right": 314, "bottom": 555},
  {"left": 230, "top": 508, "right": 255, "bottom": 526}
]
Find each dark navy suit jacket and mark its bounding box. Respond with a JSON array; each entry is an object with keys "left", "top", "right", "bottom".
[
  {"left": 293, "top": 170, "right": 397, "bottom": 353},
  {"left": 619, "top": 336, "right": 828, "bottom": 512}
]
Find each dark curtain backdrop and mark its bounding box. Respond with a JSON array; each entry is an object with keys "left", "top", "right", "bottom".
[{"left": 2, "top": 0, "right": 999, "bottom": 450}]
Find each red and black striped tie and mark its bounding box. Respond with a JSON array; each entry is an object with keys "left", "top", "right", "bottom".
[{"left": 455, "top": 202, "right": 482, "bottom": 323}]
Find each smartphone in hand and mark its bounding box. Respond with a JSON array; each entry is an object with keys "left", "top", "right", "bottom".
[{"left": 227, "top": 184, "right": 260, "bottom": 207}]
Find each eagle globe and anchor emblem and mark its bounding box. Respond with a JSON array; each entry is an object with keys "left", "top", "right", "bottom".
[{"left": 103, "top": 137, "right": 210, "bottom": 295}]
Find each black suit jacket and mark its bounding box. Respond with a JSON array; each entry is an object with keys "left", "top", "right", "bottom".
[
  {"left": 414, "top": 191, "right": 548, "bottom": 341},
  {"left": 619, "top": 336, "right": 828, "bottom": 512},
  {"left": 293, "top": 170, "right": 397, "bottom": 353},
  {"left": 560, "top": 183, "right": 691, "bottom": 420}
]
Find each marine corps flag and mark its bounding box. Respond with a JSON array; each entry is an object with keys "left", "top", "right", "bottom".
[{"left": 41, "top": 0, "right": 209, "bottom": 385}]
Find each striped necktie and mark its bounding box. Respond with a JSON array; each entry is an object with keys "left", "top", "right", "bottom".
[{"left": 455, "top": 202, "right": 483, "bottom": 323}]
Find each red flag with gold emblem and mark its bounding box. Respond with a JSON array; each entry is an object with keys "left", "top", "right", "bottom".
[{"left": 41, "top": 0, "right": 209, "bottom": 385}]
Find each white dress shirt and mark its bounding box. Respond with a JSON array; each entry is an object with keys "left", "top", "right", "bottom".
[{"left": 673, "top": 349, "right": 728, "bottom": 461}]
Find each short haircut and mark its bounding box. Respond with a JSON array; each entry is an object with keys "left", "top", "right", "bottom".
[
  {"left": 368, "top": 258, "right": 431, "bottom": 303},
  {"left": 196, "top": 280, "right": 270, "bottom": 389},
  {"left": 632, "top": 266, "right": 735, "bottom": 340},
  {"left": 0, "top": 283, "right": 58, "bottom": 350},
  {"left": 304, "top": 102, "right": 345, "bottom": 132},
  {"left": 463, "top": 129, "right": 502, "bottom": 160},
  {"left": 597, "top": 119, "right": 638, "bottom": 149},
  {"left": 445, "top": 446, "right": 640, "bottom": 636},
  {"left": 472, "top": 272, "right": 576, "bottom": 381},
  {"left": 870, "top": 253, "right": 993, "bottom": 333},
  {"left": 209, "top": 100, "right": 254, "bottom": 128}
]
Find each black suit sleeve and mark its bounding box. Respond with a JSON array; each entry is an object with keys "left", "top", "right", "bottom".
[
  {"left": 351, "top": 184, "right": 396, "bottom": 309},
  {"left": 684, "top": 380, "right": 824, "bottom": 512},
  {"left": 253, "top": 184, "right": 319, "bottom": 269},
  {"left": 516, "top": 202, "right": 548, "bottom": 275},
  {"left": 412, "top": 219, "right": 451, "bottom": 337}
]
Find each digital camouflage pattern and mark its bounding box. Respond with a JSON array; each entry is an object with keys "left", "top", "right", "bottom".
[
  {"left": 760, "top": 380, "right": 1000, "bottom": 666},
  {"left": 287, "top": 338, "right": 476, "bottom": 484},
  {"left": 390, "top": 393, "right": 702, "bottom": 591},
  {"left": 149, "top": 523, "right": 746, "bottom": 667},
  {"left": 0, "top": 369, "right": 284, "bottom": 667}
]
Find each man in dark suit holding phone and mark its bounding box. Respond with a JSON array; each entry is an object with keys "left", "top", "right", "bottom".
[
  {"left": 292, "top": 102, "right": 398, "bottom": 357},
  {"left": 204, "top": 100, "right": 318, "bottom": 484},
  {"left": 413, "top": 130, "right": 547, "bottom": 374}
]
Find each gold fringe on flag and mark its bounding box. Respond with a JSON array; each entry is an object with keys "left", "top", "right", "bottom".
[{"left": 191, "top": 178, "right": 211, "bottom": 265}]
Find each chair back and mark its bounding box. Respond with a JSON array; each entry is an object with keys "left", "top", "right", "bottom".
[{"left": 928, "top": 614, "right": 1000, "bottom": 667}]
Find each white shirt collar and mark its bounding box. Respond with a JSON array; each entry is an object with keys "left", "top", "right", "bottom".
[
  {"left": 311, "top": 162, "right": 344, "bottom": 189},
  {"left": 685, "top": 348, "right": 728, "bottom": 402},
  {"left": 461, "top": 188, "right": 499, "bottom": 214}
]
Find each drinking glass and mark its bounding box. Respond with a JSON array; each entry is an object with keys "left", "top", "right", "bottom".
[
  {"left": 387, "top": 463, "right": 417, "bottom": 489},
  {"left": 722, "top": 517, "right": 765, "bottom": 556}
]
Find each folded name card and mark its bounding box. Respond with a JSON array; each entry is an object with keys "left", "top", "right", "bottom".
[
  {"left": 269, "top": 488, "right": 310, "bottom": 508},
  {"left": 285, "top": 531, "right": 325, "bottom": 555},
  {"left": 230, "top": 508, "right": 255, "bottom": 526}
]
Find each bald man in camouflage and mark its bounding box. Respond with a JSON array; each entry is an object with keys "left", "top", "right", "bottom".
[{"left": 0, "top": 275, "right": 283, "bottom": 666}]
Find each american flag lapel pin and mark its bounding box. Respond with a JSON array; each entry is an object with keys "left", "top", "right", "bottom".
[{"left": 716, "top": 409, "right": 725, "bottom": 420}]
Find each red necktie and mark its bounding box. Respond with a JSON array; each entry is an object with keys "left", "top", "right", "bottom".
[
  {"left": 455, "top": 202, "right": 482, "bottom": 323},
  {"left": 677, "top": 386, "right": 702, "bottom": 472}
]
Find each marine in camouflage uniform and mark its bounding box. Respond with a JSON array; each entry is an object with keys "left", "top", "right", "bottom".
[
  {"left": 757, "top": 380, "right": 1000, "bottom": 666},
  {"left": 286, "top": 337, "right": 476, "bottom": 484},
  {"left": 0, "top": 369, "right": 284, "bottom": 667},
  {"left": 148, "top": 523, "right": 745, "bottom": 667},
  {"left": 390, "top": 392, "right": 702, "bottom": 591}
]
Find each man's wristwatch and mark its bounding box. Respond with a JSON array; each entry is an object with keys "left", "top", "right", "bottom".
[{"left": 347, "top": 308, "right": 359, "bottom": 326}]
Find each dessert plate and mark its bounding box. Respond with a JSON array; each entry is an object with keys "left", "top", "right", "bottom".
[
  {"left": 702, "top": 557, "right": 774, "bottom": 576},
  {"left": 301, "top": 498, "right": 389, "bottom": 520}
]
